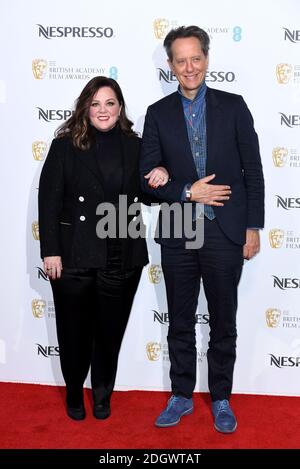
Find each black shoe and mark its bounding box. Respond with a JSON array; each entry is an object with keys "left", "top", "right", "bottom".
[
  {"left": 93, "top": 401, "right": 111, "bottom": 420},
  {"left": 67, "top": 404, "right": 86, "bottom": 421}
]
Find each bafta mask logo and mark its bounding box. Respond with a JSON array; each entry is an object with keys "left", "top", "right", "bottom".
[
  {"left": 265, "top": 308, "right": 281, "bottom": 328},
  {"left": 32, "top": 221, "right": 40, "bottom": 241},
  {"left": 146, "top": 342, "right": 161, "bottom": 361},
  {"left": 32, "top": 141, "right": 47, "bottom": 161},
  {"left": 32, "top": 299, "right": 46, "bottom": 318},
  {"left": 148, "top": 264, "right": 162, "bottom": 284},
  {"left": 272, "top": 147, "right": 288, "bottom": 167},
  {"left": 153, "top": 18, "right": 169, "bottom": 39},
  {"left": 32, "top": 59, "right": 47, "bottom": 79},
  {"left": 269, "top": 229, "right": 284, "bottom": 249},
  {"left": 276, "top": 63, "right": 292, "bottom": 84}
]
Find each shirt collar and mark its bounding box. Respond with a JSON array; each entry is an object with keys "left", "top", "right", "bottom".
[{"left": 178, "top": 81, "right": 207, "bottom": 104}]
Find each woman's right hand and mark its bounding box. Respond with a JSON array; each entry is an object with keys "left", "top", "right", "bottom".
[{"left": 43, "top": 256, "right": 63, "bottom": 280}]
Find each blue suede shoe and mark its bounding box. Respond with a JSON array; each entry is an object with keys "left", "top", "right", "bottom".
[
  {"left": 212, "top": 399, "right": 237, "bottom": 433},
  {"left": 155, "top": 395, "right": 193, "bottom": 427}
]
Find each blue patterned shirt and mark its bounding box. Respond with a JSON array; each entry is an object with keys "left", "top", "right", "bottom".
[{"left": 179, "top": 82, "right": 215, "bottom": 220}]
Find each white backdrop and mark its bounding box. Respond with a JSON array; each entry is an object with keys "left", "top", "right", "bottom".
[{"left": 1, "top": 0, "right": 299, "bottom": 396}]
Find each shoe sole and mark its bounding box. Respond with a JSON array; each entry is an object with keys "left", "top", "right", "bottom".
[
  {"left": 214, "top": 422, "right": 237, "bottom": 433},
  {"left": 155, "top": 407, "right": 193, "bottom": 427},
  {"left": 93, "top": 411, "right": 111, "bottom": 420},
  {"left": 67, "top": 410, "right": 86, "bottom": 421}
]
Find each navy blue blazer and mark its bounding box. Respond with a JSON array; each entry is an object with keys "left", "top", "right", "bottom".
[{"left": 140, "top": 87, "right": 265, "bottom": 246}]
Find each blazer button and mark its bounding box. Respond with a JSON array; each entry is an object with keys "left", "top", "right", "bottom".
[
  {"left": 134, "top": 196, "right": 138, "bottom": 202},
  {"left": 79, "top": 196, "right": 85, "bottom": 202},
  {"left": 79, "top": 215, "right": 86, "bottom": 221}
]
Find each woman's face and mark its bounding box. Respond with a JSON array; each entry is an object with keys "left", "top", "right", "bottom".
[{"left": 89, "top": 86, "right": 122, "bottom": 132}]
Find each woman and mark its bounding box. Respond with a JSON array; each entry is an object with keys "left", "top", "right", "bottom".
[{"left": 38, "top": 76, "right": 168, "bottom": 420}]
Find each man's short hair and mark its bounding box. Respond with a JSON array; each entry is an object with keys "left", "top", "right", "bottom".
[{"left": 163, "top": 25, "right": 210, "bottom": 61}]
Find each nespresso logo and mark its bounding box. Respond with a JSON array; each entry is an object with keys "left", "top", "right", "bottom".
[
  {"left": 272, "top": 275, "right": 300, "bottom": 290},
  {"left": 37, "top": 107, "right": 73, "bottom": 122},
  {"left": 37, "top": 24, "right": 114, "bottom": 39},
  {"left": 270, "top": 353, "right": 300, "bottom": 368},
  {"left": 283, "top": 27, "right": 300, "bottom": 43},
  {"left": 275, "top": 195, "right": 300, "bottom": 209},
  {"left": 36, "top": 344, "right": 59, "bottom": 357},
  {"left": 279, "top": 113, "right": 300, "bottom": 127}
]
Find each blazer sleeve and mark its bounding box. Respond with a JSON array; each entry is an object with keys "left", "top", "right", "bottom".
[
  {"left": 38, "top": 138, "right": 64, "bottom": 259},
  {"left": 140, "top": 106, "right": 187, "bottom": 203},
  {"left": 236, "top": 97, "right": 265, "bottom": 228}
]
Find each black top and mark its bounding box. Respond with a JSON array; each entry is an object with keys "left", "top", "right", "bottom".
[{"left": 94, "top": 125, "right": 123, "bottom": 204}]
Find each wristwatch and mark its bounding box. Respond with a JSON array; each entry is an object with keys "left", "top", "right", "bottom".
[{"left": 185, "top": 184, "right": 192, "bottom": 201}]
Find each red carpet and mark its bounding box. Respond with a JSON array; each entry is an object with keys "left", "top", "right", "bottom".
[{"left": 0, "top": 382, "right": 299, "bottom": 449}]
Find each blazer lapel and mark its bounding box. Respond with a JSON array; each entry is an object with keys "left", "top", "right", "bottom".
[
  {"left": 206, "top": 87, "right": 222, "bottom": 175},
  {"left": 120, "top": 132, "right": 140, "bottom": 193}
]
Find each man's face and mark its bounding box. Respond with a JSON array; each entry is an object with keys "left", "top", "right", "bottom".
[{"left": 168, "top": 37, "right": 208, "bottom": 97}]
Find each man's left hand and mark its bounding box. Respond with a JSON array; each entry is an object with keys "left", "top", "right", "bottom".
[{"left": 243, "top": 229, "right": 260, "bottom": 260}]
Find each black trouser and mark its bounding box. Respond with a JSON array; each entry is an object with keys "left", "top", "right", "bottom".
[
  {"left": 50, "top": 240, "right": 142, "bottom": 407},
  {"left": 161, "top": 219, "right": 243, "bottom": 401}
]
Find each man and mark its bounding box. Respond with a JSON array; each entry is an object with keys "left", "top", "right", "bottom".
[{"left": 140, "top": 26, "right": 264, "bottom": 433}]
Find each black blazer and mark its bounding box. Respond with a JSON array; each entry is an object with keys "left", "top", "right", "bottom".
[
  {"left": 140, "top": 87, "right": 265, "bottom": 246},
  {"left": 38, "top": 130, "right": 149, "bottom": 269}
]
